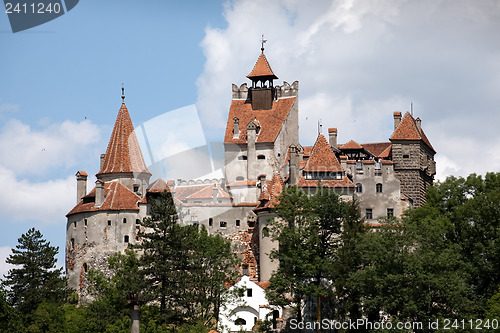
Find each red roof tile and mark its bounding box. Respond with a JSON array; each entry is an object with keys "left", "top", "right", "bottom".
[
  {"left": 67, "top": 181, "right": 141, "bottom": 216},
  {"left": 224, "top": 97, "right": 296, "bottom": 144},
  {"left": 338, "top": 140, "right": 363, "bottom": 150},
  {"left": 390, "top": 112, "right": 435, "bottom": 152},
  {"left": 247, "top": 52, "right": 278, "bottom": 79},
  {"left": 97, "top": 103, "right": 151, "bottom": 177},
  {"left": 361, "top": 142, "right": 391, "bottom": 157},
  {"left": 304, "top": 135, "right": 343, "bottom": 172},
  {"left": 296, "top": 177, "right": 355, "bottom": 188}
]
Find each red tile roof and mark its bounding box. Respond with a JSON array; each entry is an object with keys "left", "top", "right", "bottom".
[
  {"left": 224, "top": 97, "right": 296, "bottom": 144},
  {"left": 227, "top": 179, "right": 258, "bottom": 187},
  {"left": 255, "top": 173, "right": 284, "bottom": 211},
  {"left": 146, "top": 178, "right": 172, "bottom": 193},
  {"left": 97, "top": 103, "right": 151, "bottom": 177},
  {"left": 76, "top": 171, "right": 88, "bottom": 177},
  {"left": 390, "top": 112, "right": 435, "bottom": 152},
  {"left": 361, "top": 142, "right": 392, "bottom": 157},
  {"left": 338, "top": 140, "right": 363, "bottom": 150},
  {"left": 247, "top": 52, "right": 278, "bottom": 80},
  {"left": 304, "top": 134, "right": 343, "bottom": 172},
  {"left": 67, "top": 181, "right": 141, "bottom": 216}
]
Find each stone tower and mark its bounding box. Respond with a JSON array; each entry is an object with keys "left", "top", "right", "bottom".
[
  {"left": 224, "top": 46, "right": 299, "bottom": 204},
  {"left": 390, "top": 111, "right": 436, "bottom": 207},
  {"left": 66, "top": 96, "right": 151, "bottom": 300}
]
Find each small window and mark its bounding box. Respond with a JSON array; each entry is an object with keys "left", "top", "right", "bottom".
[
  {"left": 124, "top": 235, "right": 129, "bottom": 243},
  {"left": 73, "top": 221, "right": 77, "bottom": 229},
  {"left": 136, "top": 219, "right": 140, "bottom": 225},
  {"left": 108, "top": 220, "right": 111, "bottom": 226},
  {"left": 257, "top": 155, "right": 265, "bottom": 160},
  {"left": 387, "top": 208, "right": 394, "bottom": 218},
  {"left": 242, "top": 264, "right": 249, "bottom": 276},
  {"left": 366, "top": 208, "right": 373, "bottom": 220},
  {"left": 123, "top": 218, "right": 127, "bottom": 224},
  {"left": 84, "top": 219, "right": 87, "bottom": 226},
  {"left": 209, "top": 218, "right": 213, "bottom": 227},
  {"left": 376, "top": 183, "right": 383, "bottom": 193},
  {"left": 71, "top": 238, "right": 75, "bottom": 250},
  {"left": 355, "top": 183, "right": 363, "bottom": 193},
  {"left": 248, "top": 221, "right": 255, "bottom": 228},
  {"left": 403, "top": 154, "right": 410, "bottom": 159},
  {"left": 236, "top": 219, "right": 240, "bottom": 227},
  {"left": 247, "top": 288, "right": 252, "bottom": 297},
  {"left": 133, "top": 185, "right": 139, "bottom": 193},
  {"left": 235, "top": 318, "right": 246, "bottom": 326},
  {"left": 83, "top": 263, "right": 88, "bottom": 272},
  {"left": 220, "top": 221, "right": 227, "bottom": 228}
]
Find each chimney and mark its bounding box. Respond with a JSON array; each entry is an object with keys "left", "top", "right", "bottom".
[
  {"left": 212, "top": 184, "right": 218, "bottom": 203},
  {"left": 233, "top": 117, "right": 239, "bottom": 138},
  {"left": 76, "top": 171, "right": 88, "bottom": 204},
  {"left": 100, "top": 154, "right": 106, "bottom": 170},
  {"left": 246, "top": 121, "right": 257, "bottom": 181},
  {"left": 95, "top": 180, "right": 104, "bottom": 206},
  {"left": 289, "top": 145, "right": 303, "bottom": 185},
  {"left": 393, "top": 112, "right": 402, "bottom": 130},
  {"left": 415, "top": 117, "right": 421, "bottom": 133},
  {"left": 328, "top": 128, "right": 337, "bottom": 147}
]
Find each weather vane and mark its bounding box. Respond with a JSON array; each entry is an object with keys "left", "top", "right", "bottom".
[
  {"left": 121, "top": 83, "right": 125, "bottom": 103},
  {"left": 261, "top": 34, "right": 267, "bottom": 52}
]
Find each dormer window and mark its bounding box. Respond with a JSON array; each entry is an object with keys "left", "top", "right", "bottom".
[{"left": 133, "top": 185, "right": 139, "bottom": 193}]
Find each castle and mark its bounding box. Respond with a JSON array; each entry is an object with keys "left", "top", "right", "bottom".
[{"left": 66, "top": 47, "right": 436, "bottom": 311}]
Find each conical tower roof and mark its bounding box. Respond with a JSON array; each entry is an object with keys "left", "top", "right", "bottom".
[
  {"left": 247, "top": 52, "right": 278, "bottom": 80},
  {"left": 96, "top": 103, "right": 151, "bottom": 178}
]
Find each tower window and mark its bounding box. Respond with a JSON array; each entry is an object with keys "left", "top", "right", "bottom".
[
  {"left": 366, "top": 209, "right": 373, "bottom": 220},
  {"left": 83, "top": 263, "right": 88, "bottom": 272},
  {"left": 73, "top": 221, "right": 76, "bottom": 229},
  {"left": 133, "top": 185, "right": 139, "bottom": 193},
  {"left": 124, "top": 235, "right": 129, "bottom": 243},
  {"left": 209, "top": 218, "right": 213, "bottom": 227},
  {"left": 108, "top": 220, "right": 111, "bottom": 226},
  {"left": 123, "top": 218, "right": 127, "bottom": 224},
  {"left": 220, "top": 221, "right": 227, "bottom": 228},
  {"left": 236, "top": 219, "right": 240, "bottom": 227},
  {"left": 70, "top": 238, "right": 75, "bottom": 250},
  {"left": 376, "top": 183, "right": 383, "bottom": 193},
  {"left": 84, "top": 219, "right": 87, "bottom": 226},
  {"left": 355, "top": 183, "right": 363, "bottom": 193}
]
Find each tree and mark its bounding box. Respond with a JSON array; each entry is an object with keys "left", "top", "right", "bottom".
[
  {"left": 266, "top": 185, "right": 365, "bottom": 323},
  {"left": 2, "top": 228, "right": 67, "bottom": 315},
  {"left": 135, "top": 190, "right": 238, "bottom": 328}
]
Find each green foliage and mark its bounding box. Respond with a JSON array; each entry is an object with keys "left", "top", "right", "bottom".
[{"left": 266, "top": 185, "right": 365, "bottom": 322}]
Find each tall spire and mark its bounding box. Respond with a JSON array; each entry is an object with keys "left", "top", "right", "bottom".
[{"left": 96, "top": 99, "right": 151, "bottom": 180}]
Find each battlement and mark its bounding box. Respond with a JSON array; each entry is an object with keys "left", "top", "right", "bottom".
[{"left": 231, "top": 81, "right": 299, "bottom": 100}]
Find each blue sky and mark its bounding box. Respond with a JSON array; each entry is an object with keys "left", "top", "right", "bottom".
[{"left": 1, "top": 0, "right": 500, "bottom": 275}]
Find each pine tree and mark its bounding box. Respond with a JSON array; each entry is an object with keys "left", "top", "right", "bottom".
[{"left": 2, "top": 228, "right": 67, "bottom": 315}]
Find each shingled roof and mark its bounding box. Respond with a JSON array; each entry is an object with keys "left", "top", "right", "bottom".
[
  {"left": 247, "top": 52, "right": 278, "bottom": 80},
  {"left": 97, "top": 103, "right": 151, "bottom": 177},
  {"left": 390, "top": 112, "right": 435, "bottom": 152},
  {"left": 255, "top": 172, "right": 284, "bottom": 211},
  {"left": 67, "top": 181, "right": 141, "bottom": 216},
  {"left": 224, "top": 97, "right": 296, "bottom": 144},
  {"left": 304, "top": 134, "right": 343, "bottom": 172}
]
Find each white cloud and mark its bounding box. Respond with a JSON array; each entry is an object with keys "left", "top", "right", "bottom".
[
  {"left": 0, "top": 246, "right": 14, "bottom": 280},
  {"left": 197, "top": 0, "right": 500, "bottom": 179},
  {"left": 0, "top": 166, "right": 75, "bottom": 225},
  {"left": 0, "top": 119, "right": 101, "bottom": 177}
]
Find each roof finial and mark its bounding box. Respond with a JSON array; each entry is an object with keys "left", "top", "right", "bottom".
[
  {"left": 261, "top": 34, "right": 267, "bottom": 53},
  {"left": 121, "top": 83, "right": 125, "bottom": 103}
]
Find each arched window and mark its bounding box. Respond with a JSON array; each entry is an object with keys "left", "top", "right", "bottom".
[
  {"left": 376, "top": 183, "right": 383, "bottom": 193},
  {"left": 355, "top": 183, "right": 363, "bottom": 193},
  {"left": 209, "top": 218, "right": 213, "bottom": 227},
  {"left": 235, "top": 318, "right": 246, "bottom": 326},
  {"left": 123, "top": 218, "right": 127, "bottom": 223},
  {"left": 220, "top": 221, "right": 227, "bottom": 228}
]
